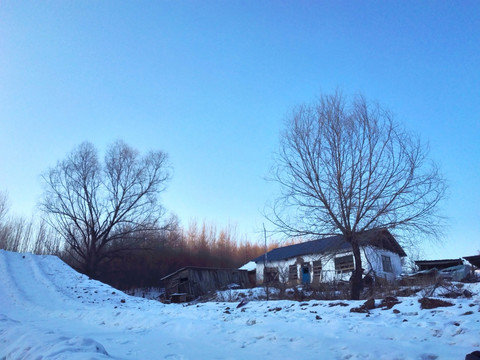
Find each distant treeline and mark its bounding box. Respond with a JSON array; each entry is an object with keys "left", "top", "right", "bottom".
[
  {"left": 98, "top": 221, "right": 301, "bottom": 290},
  {"left": 93, "top": 220, "right": 270, "bottom": 290}
]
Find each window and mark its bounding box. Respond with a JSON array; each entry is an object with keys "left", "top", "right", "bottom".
[
  {"left": 335, "top": 255, "right": 354, "bottom": 274},
  {"left": 288, "top": 265, "right": 298, "bottom": 281},
  {"left": 382, "top": 255, "right": 393, "bottom": 273},
  {"left": 264, "top": 267, "right": 279, "bottom": 283},
  {"left": 313, "top": 260, "right": 322, "bottom": 282}
]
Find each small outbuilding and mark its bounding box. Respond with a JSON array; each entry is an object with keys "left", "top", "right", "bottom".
[
  {"left": 413, "top": 255, "right": 480, "bottom": 282},
  {"left": 161, "top": 266, "right": 250, "bottom": 301}
]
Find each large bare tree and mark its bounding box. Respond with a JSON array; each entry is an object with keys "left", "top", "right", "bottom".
[
  {"left": 269, "top": 92, "right": 446, "bottom": 299},
  {"left": 40, "top": 140, "right": 171, "bottom": 277}
]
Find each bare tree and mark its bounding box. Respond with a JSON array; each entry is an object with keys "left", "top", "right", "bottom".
[
  {"left": 40, "top": 140, "right": 172, "bottom": 277},
  {"left": 0, "top": 191, "right": 32, "bottom": 252},
  {"left": 268, "top": 92, "right": 446, "bottom": 299},
  {"left": 0, "top": 191, "right": 7, "bottom": 222},
  {"left": 0, "top": 191, "right": 9, "bottom": 249}
]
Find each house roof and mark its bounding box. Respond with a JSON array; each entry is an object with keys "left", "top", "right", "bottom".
[
  {"left": 160, "top": 266, "right": 247, "bottom": 281},
  {"left": 414, "top": 259, "right": 464, "bottom": 270},
  {"left": 253, "top": 228, "right": 406, "bottom": 263},
  {"left": 414, "top": 255, "right": 480, "bottom": 270},
  {"left": 239, "top": 261, "right": 256, "bottom": 272},
  {"left": 463, "top": 255, "right": 480, "bottom": 268}
]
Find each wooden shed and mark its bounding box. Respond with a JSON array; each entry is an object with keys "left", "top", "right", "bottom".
[{"left": 161, "top": 266, "right": 250, "bottom": 301}]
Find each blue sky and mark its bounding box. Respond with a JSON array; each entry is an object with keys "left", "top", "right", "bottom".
[{"left": 1, "top": 1, "right": 479, "bottom": 259}]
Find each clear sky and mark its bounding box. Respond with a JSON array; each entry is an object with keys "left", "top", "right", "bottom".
[{"left": 1, "top": 1, "right": 479, "bottom": 260}]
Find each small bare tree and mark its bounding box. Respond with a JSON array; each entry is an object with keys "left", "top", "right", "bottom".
[
  {"left": 0, "top": 191, "right": 9, "bottom": 249},
  {"left": 40, "top": 140, "right": 171, "bottom": 277},
  {"left": 0, "top": 191, "right": 7, "bottom": 221},
  {"left": 0, "top": 192, "right": 58, "bottom": 254},
  {"left": 0, "top": 192, "right": 32, "bottom": 252},
  {"left": 268, "top": 92, "right": 446, "bottom": 299}
]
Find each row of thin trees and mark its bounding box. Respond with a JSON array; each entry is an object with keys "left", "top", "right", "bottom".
[
  {"left": 0, "top": 192, "right": 61, "bottom": 255},
  {"left": 94, "top": 221, "right": 270, "bottom": 289}
]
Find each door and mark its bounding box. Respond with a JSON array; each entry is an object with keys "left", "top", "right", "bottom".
[{"left": 302, "top": 265, "right": 311, "bottom": 284}]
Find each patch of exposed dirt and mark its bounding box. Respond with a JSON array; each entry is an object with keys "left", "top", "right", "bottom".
[
  {"left": 418, "top": 297, "right": 454, "bottom": 310},
  {"left": 379, "top": 296, "right": 401, "bottom": 310}
]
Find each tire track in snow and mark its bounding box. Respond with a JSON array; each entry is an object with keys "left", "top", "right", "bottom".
[
  {"left": 25, "top": 253, "right": 85, "bottom": 310},
  {"left": 27, "top": 252, "right": 85, "bottom": 307},
  {"left": 0, "top": 250, "right": 31, "bottom": 309},
  {"left": 1, "top": 251, "right": 56, "bottom": 311},
  {"left": 0, "top": 251, "right": 80, "bottom": 313}
]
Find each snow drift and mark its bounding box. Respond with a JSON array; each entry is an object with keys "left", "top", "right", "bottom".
[{"left": 1, "top": 250, "right": 479, "bottom": 359}]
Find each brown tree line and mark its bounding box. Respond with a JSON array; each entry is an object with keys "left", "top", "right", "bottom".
[{"left": 94, "top": 220, "right": 270, "bottom": 290}]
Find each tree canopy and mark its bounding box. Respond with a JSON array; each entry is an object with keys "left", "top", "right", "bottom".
[{"left": 40, "top": 140, "right": 172, "bottom": 277}]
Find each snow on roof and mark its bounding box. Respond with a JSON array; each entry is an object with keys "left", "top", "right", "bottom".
[{"left": 239, "top": 261, "right": 256, "bottom": 271}]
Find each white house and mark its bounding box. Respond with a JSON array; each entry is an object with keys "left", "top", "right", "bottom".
[{"left": 252, "top": 228, "right": 406, "bottom": 286}]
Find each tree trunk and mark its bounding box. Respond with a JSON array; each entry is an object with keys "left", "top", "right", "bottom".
[
  {"left": 84, "top": 250, "right": 98, "bottom": 278},
  {"left": 350, "top": 238, "right": 363, "bottom": 300}
]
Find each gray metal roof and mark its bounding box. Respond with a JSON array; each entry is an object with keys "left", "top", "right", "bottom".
[
  {"left": 253, "top": 228, "right": 405, "bottom": 263},
  {"left": 415, "top": 259, "right": 463, "bottom": 270},
  {"left": 161, "top": 266, "right": 247, "bottom": 281},
  {"left": 463, "top": 255, "right": 480, "bottom": 268}
]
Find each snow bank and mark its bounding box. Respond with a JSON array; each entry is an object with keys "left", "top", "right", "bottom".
[
  {"left": 1, "top": 250, "right": 480, "bottom": 359},
  {"left": 1, "top": 314, "right": 110, "bottom": 359}
]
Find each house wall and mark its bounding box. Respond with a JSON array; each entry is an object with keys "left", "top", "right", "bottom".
[
  {"left": 362, "top": 246, "right": 403, "bottom": 281},
  {"left": 255, "top": 247, "right": 402, "bottom": 285}
]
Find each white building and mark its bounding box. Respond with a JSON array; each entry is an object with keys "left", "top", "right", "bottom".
[{"left": 252, "top": 229, "right": 406, "bottom": 286}]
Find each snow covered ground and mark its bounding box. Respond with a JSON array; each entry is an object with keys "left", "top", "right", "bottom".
[{"left": 1, "top": 250, "right": 479, "bottom": 359}]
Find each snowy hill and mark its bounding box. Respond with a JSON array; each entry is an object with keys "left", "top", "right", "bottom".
[{"left": 1, "top": 250, "right": 479, "bottom": 359}]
